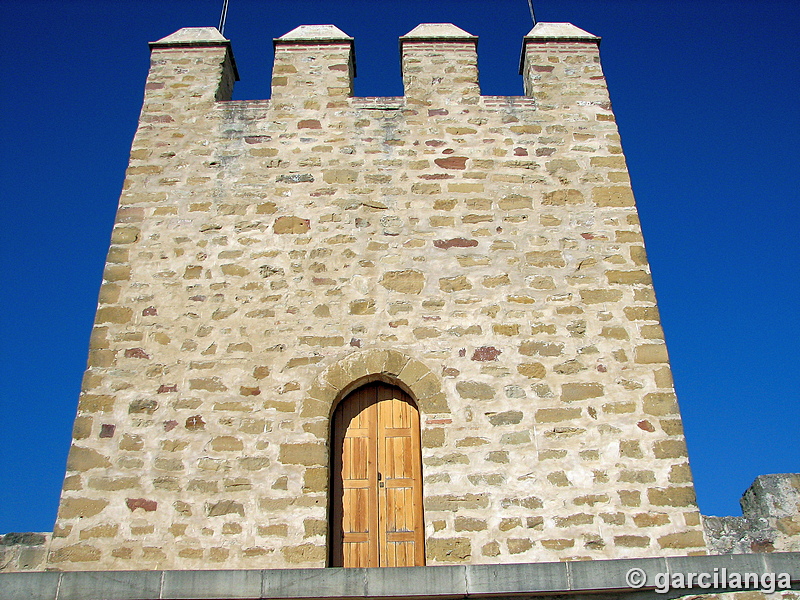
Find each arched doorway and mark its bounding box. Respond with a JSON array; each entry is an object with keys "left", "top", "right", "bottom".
[{"left": 330, "top": 381, "right": 426, "bottom": 567}]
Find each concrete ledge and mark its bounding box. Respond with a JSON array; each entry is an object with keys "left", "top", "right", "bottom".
[{"left": 1, "top": 553, "right": 798, "bottom": 600}]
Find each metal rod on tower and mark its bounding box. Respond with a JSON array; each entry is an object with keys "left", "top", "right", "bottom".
[
  {"left": 526, "top": 0, "right": 537, "bottom": 25},
  {"left": 218, "top": 0, "right": 230, "bottom": 35}
]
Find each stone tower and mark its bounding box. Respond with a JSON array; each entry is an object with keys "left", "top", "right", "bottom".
[{"left": 47, "top": 21, "right": 708, "bottom": 571}]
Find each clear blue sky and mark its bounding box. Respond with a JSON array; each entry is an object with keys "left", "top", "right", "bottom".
[{"left": 1, "top": 0, "right": 798, "bottom": 534}]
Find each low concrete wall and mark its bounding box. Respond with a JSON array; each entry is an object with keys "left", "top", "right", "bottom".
[{"left": 1, "top": 553, "right": 798, "bottom": 600}]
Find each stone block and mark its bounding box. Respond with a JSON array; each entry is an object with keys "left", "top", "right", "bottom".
[
  {"left": 0, "top": 572, "right": 61, "bottom": 600},
  {"left": 263, "top": 567, "right": 366, "bottom": 598},
  {"left": 162, "top": 570, "right": 261, "bottom": 599},
  {"left": 366, "top": 565, "right": 467, "bottom": 597},
  {"left": 648, "top": 486, "right": 697, "bottom": 508},
  {"left": 634, "top": 344, "right": 669, "bottom": 364},
  {"left": 455, "top": 381, "right": 494, "bottom": 400},
  {"left": 282, "top": 543, "right": 326, "bottom": 564},
  {"left": 467, "top": 561, "right": 568, "bottom": 594},
  {"left": 561, "top": 383, "right": 604, "bottom": 402},
  {"left": 380, "top": 270, "right": 425, "bottom": 294},
  {"left": 427, "top": 537, "right": 471, "bottom": 562},
  {"left": 279, "top": 443, "right": 326, "bottom": 466},
  {"left": 593, "top": 186, "right": 635, "bottom": 207}
]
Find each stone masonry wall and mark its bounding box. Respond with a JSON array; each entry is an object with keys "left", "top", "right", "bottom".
[
  {"left": 705, "top": 474, "right": 800, "bottom": 554},
  {"left": 0, "top": 533, "right": 51, "bottom": 572},
  {"left": 46, "top": 22, "right": 708, "bottom": 571}
]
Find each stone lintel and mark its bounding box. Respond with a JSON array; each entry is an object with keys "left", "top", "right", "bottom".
[
  {"left": 400, "top": 23, "right": 478, "bottom": 50},
  {"left": 519, "top": 22, "right": 600, "bottom": 74},
  {"left": 2, "top": 553, "right": 798, "bottom": 600},
  {"left": 149, "top": 26, "right": 230, "bottom": 48},
  {"left": 274, "top": 24, "right": 354, "bottom": 47},
  {"left": 149, "top": 27, "right": 239, "bottom": 81},
  {"left": 524, "top": 22, "right": 601, "bottom": 43}
]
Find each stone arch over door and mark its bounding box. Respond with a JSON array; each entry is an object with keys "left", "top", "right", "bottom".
[
  {"left": 329, "top": 381, "right": 425, "bottom": 567},
  {"left": 299, "top": 349, "right": 445, "bottom": 567},
  {"left": 300, "top": 349, "right": 450, "bottom": 423}
]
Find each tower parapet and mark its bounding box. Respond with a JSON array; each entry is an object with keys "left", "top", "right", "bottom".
[
  {"left": 400, "top": 23, "right": 480, "bottom": 105},
  {"left": 272, "top": 25, "right": 354, "bottom": 104},
  {"left": 147, "top": 27, "right": 238, "bottom": 104},
  {"left": 520, "top": 22, "right": 602, "bottom": 105}
]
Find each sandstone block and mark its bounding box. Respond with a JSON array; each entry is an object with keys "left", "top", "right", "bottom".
[
  {"left": 508, "top": 538, "right": 534, "bottom": 554},
  {"left": 454, "top": 517, "right": 487, "bottom": 531},
  {"left": 648, "top": 486, "right": 697, "bottom": 507},
  {"left": 427, "top": 537, "right": 470, "bottom": 562},
  {"left": 66, "top": 447, "right": 111, "bottom": 472},
  {"left": 211, "top": 436, "right": 243, "bottom": 452},
  {"left": 49, "top": 543, "right": 101, "bottom": 563},
  {"left": 653, "top": 439, "right": 688, "bottom": 459},
  {"left": 525, "top": 250, "right": 565, "bottom": 267},
  {"left": 349, "top": 299, "right": 376, "bottom": 315},
  {"left": 189, "top": 377, "right": 228, "bottom": 392},
  {"left": 541, "top": 539, "right": 574, "bottom": 550},
  {"left": 555, "top": 513, "right": 594, "bottom": 527},
  {"left": 624, "top": 306, "right": 660, "bottom": 321},
  {"left": 323, "top": 169, "right": 358, "bottom": 183},
  {"left": 580, "top": 289, "right": 622, "bottom": 304},
  {"left": 614, "top": 535, "right": 650, "bottom": 548},
  {"left": 303, "top": 467, "right": 327, "bottom": 493},
  {"left": 633, "top": 513, "right": 670, "bottom": 527},
  {"left": 380, "top": 269, "right": 425, "bottom": 294},
  {"left": 439, "top": 275, "right": 472, "bottom": 292},
  {"left": 282, "top": 543, "right": 326, "bottom": 563},
  {"left": 634, "top": 344, "right": 669, "bottom": 364},
  {"left": 498, "top": 194, "right": 532, "bottom": 210},
  {"left": 481, "top": 541, "right": 500, "bottom": 557},
  {"left": 58, "top": 497, "right": 108, "bottom": 519},
  {"left": 536, "top": 407, "right": 581, "bottom": 423},
  {"left": 207, "top": 500, "right": 245, "bottom": 517},
  {"left": 88, "top": 476, "right": 140, "bottom": 491},
  {"left": 422, "top": 428, "right": 445, "bottom": 448},
  {"left": 279, "top": 442, "right": 326, "bottom": 466},
  {"left": 273, "top": 216, "right": 310, "bottom": 234},
  {"left": 600, "top": 326, "right": 628, "bottom": 340},
  {"left": 96, "top": 307, "right": 133, "bottom": 324},
  {"left": 542, "top": 189, "right": 584, "bottom": 205},
  {"left": 455, "top": 381, "right": 494, "bottom": 400},
  {"left": 593, "top": 186, "right": 635, "bottom": 207},
  {"left": 657, "top": 531, "right": 706, "bottom": 549},
  {"left": 561, "top": 383, "right": 604, "bottom": 402},
  {"left": 643, "top": 392, "right": 678, "bottom": 416},
  {"left": 487, "top": 410, "right": 522, "bottom": 426},
  {"left": 426, "top": 494, "right": 489, "bottom": 511},
  {"left": 518, "top": 362, "right": 546, "bottom": 378},
  {"left": 606, "top": 270, "right": 651, "bottom": 285},
  {"left": 519, "top": 341, "right": 563, "bottom": 357}
]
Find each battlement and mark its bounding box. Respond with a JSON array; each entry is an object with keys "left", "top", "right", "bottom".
[{"left": 146, "top": 22, "right": 603, "bottom": 106}]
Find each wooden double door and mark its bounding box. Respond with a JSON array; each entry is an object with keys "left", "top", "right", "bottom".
[{"left": 330, "top": 382, "right": 426, "bottom": 567}]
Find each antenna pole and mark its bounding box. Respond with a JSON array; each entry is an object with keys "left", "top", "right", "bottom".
[
  {"left": 526, "top": 0, "right": 537, "bottom": 25},
  {"left": 218, "top": 0, "right": 230, "bottom": 35}
]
